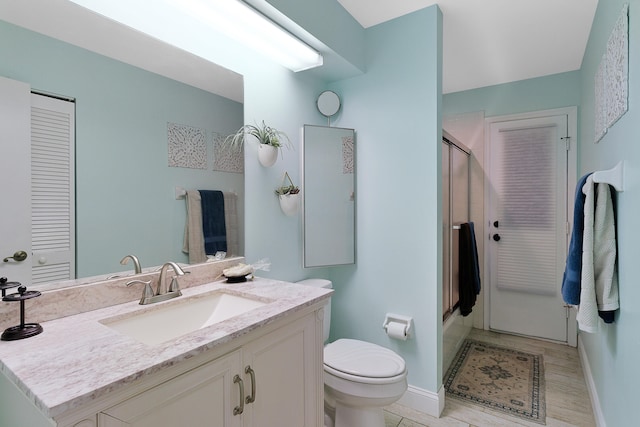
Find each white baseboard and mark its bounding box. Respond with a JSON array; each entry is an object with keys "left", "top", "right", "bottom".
[
  {"left": 397, "top": 384, "right": 445, "bottom": 418},
  {"left": 578, "top": 335, "right": 607, "bottom": 427}
]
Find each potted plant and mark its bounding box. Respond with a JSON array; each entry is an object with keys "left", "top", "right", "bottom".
[
  {"left": 225, "top": 120, "right": 293, "bottom": 167},
  {"left": 275, "top": 172, "right": 301, "bottom": 216}
]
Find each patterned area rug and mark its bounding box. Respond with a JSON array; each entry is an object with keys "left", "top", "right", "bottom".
[{"left": 444, "top": 339, "right": 546, "bottom": 424}]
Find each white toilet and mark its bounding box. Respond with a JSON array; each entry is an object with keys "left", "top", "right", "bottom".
[{"left": 297, "top": 279, "right": 408, "bottom": 427}]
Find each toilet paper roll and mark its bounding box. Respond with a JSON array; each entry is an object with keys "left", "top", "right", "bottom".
[{"left": 385, "top": 321, "right": 408, "bottom": 341}]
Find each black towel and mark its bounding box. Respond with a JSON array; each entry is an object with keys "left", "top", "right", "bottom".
[
  {"left": 199, "top": 190, "right": 227, "bottom": 255},
  {"left": 459, "top": 222, "right": 481, "bottom": 316}
]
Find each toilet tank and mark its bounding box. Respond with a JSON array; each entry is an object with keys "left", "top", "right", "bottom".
[{"left": 297, "top": 279, "right": 332, "bottom": 343}]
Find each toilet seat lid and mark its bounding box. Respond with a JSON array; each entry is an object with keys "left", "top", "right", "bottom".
[{"left": 324, "top": 339, "right": 406, "bottom": 378}]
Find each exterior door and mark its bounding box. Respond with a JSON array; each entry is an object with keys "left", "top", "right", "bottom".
[
  {"left": 487, "top": 114, "right": 569, "bottom": 342},
  {"left": 0, "top": 76, "right": 31, "bottom": 285}
]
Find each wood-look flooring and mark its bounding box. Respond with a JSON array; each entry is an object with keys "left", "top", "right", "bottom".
[{"left": 384, "top": 328, "right": 597, "bottom": 427}]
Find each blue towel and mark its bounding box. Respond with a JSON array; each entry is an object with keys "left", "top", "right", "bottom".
[
  {"left": 561, "top": 173, "right": 592, "bottom": 305},
  {"left": 459, "top": 222, "right": 481, "bottom": 316},
  {"left": 199, "top": 190, "right": 227, "bottom": 255}
]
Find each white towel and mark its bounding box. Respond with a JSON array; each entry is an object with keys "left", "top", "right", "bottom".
[
  {"left": 183, "top": 190, "right": 207, "bottom": 264},
  {"left": 577, "top": 176, "right": 597, "bottom": 332},
  {"left": 577, "top": 177, "right": 619, "bottom": 332},
  {"left": 593, "top": 183, "right": 619, "bottom": 313},
  {"left": 223, "top": 192, "right": 240, "bottom": 257}
]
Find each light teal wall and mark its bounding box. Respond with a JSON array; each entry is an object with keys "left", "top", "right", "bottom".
[
  {"left": 214, "top": 2, "right": 444, "bottom": 394},
  {"left": 443, "top": 70, "right": 581, "bottom": 118},
  {"left": 241, "top": 63, "right": 327, "bottom": 279},
  {"left": 0, "top": 371, "right": 52, "bottom": 427},
  {"left": 578, "top": 1, "right": 640, "bottom": 425},
  {"left": 218, "top": 2, "right": 445, "bottom": 394},
  {"left": 235, "top": 0, "right": 366, "bottom": 283},
  {"left": 326, "top": 6, "right": 443, "bottom": 392},
  {"left": 0, "top": 21, "right": 244, "bottom": 278}
]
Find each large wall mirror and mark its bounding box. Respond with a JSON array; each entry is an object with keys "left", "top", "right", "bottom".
[
  {"left": 0, "top": 8, "right": 244, "bottom": 288},
  {"left": 302, "top": 125, "right": 355, "bottom": 267}
]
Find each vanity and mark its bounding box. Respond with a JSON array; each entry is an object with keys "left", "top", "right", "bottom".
[{"left": 0, "top": 266, "right": 331, "bottom": 427}]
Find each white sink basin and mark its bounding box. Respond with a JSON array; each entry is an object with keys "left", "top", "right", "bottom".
[{"left": 101, "top": 292, "right": 267, "bottom": 345}]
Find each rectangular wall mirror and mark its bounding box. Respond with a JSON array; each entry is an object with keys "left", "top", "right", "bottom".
[{"left": 302, "top": 125, "right": 356, "bottom": 267}]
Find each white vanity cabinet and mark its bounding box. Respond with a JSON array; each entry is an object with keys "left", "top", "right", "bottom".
[
  {"left": 94, "top": 310, "right": 322, "bottom": 427},
  {"left": 98, "top": 350, "right": 242, "bottom": 427},
  {"left": 240, "top": 310, "right": 319, "bottom": 426}
]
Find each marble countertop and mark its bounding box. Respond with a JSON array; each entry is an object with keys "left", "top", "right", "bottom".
[{"left": 0, "top": 277, "right": 331, "bottom": 421}]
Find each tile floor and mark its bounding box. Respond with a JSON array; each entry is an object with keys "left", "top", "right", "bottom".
[{"left": 383, "top": 328, "right": 597, "bottom": 427}]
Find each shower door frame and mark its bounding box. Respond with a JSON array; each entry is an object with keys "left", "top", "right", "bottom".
[{"left": 442, "top": 131, "right": 471, "bottom": 321}]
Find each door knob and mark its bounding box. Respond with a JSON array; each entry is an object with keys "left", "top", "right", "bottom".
[
  {"left": 493, "top": 234, "right": 501, "bottom": 242},
  {"left": 3, "top": 251, "right": 28, "bottom": 263},
  {"left": 493, "top": 221, "right": 499, "bottom": 228}
]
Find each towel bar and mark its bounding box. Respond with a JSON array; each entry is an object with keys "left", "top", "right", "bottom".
[
  {"left": 176, "top": 187, "right": 238, "bottom": 200},
  {"left": 592, "top": 161, "right": 624, "bottom": 192},
  {"left": 175, "top": 186, "right": 187, "bottom": 200}
]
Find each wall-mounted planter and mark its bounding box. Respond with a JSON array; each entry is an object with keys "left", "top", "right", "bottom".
[
  {"left": 225, "top": 121, "right": 291, "bottom": 168},
  {"left": 275, "top": 171, "right": 300, "bottom": 215},
  {"left": 279, "top": 193, "right": 300, "bottom": 216},
  {"left": 258, "top": 144, "right": 278, "bottom": 167}
]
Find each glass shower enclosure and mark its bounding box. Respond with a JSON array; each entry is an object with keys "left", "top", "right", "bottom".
[{"left": 442, "top": 131, "right": 470, "bottom": 321}]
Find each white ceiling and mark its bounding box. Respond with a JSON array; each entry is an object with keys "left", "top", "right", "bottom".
[
  {"left": 338, "top": 0, "right": 599, "bottom": 93},
  {"left": 1, "top": 0, "right": 599, "bottom": 98}
]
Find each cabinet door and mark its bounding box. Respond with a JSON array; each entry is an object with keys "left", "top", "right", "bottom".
[
  {"left": 242, "top": 313, "right": 321, "bottom": 426},
  {"left": 98, "top": 351, "right": 242, "bottom": 427}
]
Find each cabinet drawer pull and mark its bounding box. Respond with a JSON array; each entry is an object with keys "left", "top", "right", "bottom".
[
  {"left": 233, "top": 374, "right": 244, "bottom": 415},
  {"left": 245, "top": 365, "right": 256, "bottom": 404}
]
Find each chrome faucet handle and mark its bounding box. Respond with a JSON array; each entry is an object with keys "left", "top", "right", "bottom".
[
  {"left": 168, "top": 277, "right": 181, "bottom": 293},
  {"left": 120, "top": 254, "right": 142, "bottom": 274},
  {"left": 126, "top": 279, "right": 154, "bottom": 304},
  {"left": 156, "top": 262, "right": 186, "bottom": 296}
]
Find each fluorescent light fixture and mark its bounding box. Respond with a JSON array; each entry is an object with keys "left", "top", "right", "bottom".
[{"left": 168, "top": 0, "right": 323, "bottom": 72}]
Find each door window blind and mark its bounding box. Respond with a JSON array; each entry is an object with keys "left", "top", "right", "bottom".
[{"left": 495, "top": 125, "right": 558, "bottom": 295}]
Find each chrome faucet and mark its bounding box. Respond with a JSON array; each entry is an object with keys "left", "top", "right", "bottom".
[
  {"left": 120, "top": 254, "right": 142, "bottom": 274},
  {"left": 156, "top": 262, "right": 186, "bottom": 296},
  {"left": 126, "top": 261, "right": 186, "bottom": 305}
]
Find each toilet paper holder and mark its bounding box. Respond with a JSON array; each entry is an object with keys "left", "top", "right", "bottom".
[{"left": 382, "top": 313, "right": 413, "bottom": 340}]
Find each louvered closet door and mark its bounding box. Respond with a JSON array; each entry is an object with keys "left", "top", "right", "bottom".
[
  {"left": 488, "top": 115, "right": 568, "bottom": 342},
  {"left": 30, "top": 94, "right": 75, "bottom": 285}
]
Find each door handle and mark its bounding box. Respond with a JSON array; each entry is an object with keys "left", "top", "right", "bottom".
[
  {"left": 493, "top": 234, "right": 501, "bottom": 242},
  {"left": 493, "top": 221, "right": 499, "bottom": 228},
  {"left": 3, "top": 251, "right": 28, "bottom": 263}
]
